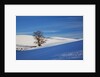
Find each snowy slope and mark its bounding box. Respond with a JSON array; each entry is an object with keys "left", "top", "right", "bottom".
[
  {"left": 16, "top": 40, "right": 83, "bottom": 60},
  {"left": 16, "top": 35, "right": 79, "bottom": 50},
  {"left": 16, "top": 35, "right": 78, "bottom": 46},
  {"left": 16, "top": 35, "right": 36, "bottom": 46}
]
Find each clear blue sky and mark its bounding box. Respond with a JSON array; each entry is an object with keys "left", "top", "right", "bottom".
[{"left": 16, "top": 16, "right": 83, "bottom": 38}]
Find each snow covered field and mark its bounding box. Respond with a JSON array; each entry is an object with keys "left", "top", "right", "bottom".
[
  {"left": 16, "top": 40, "right": 83, "bottom": 60},
  {"left": 16, "top": 35, "right": 83, "bottom": 60},
  {"left": 16, "top": 35, "right": 81, "bottom": 51}
]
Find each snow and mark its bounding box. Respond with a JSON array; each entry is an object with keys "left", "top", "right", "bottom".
[
  {"left": 16, "top": 35, "right": 36, "bottom": 46},
  {"left": 16, "top": 35, "right": 80, "bottom": 51},
  {"left": 16, "top": 40, "right": 83, "bottom": 60}
]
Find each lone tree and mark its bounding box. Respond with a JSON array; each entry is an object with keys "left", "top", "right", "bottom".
[{"left": 33, "top": 31, "right": 46, "bottom": 46}]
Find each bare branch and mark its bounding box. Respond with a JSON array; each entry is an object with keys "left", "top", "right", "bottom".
[{"left": 33, "top": 31, "right": 46, "bottom": 46}]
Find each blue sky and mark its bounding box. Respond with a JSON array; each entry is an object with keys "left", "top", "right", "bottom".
[{"left": 16, "top": 16, "right": 83, "bottom": 38}]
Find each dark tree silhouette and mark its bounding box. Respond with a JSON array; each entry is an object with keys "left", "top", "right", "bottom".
[{"left": 33, "top": 31, "right": 46, "bottom": 46}]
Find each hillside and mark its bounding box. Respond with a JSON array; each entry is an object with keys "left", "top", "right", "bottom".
[{"left": 16, "top": 40, "right": 83, "bottom": 60}]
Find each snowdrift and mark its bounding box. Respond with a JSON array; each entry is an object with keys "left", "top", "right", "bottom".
[
  {"left": 16, "top": 40, "right": 83, "bottom": 60},
  {"left": 16, "top": 35, "right": 79, "bottom": 50}
]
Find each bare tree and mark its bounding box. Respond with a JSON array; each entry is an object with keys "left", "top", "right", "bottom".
[{"left": 33, "top": 31, "right": 46, "bottom": 46}]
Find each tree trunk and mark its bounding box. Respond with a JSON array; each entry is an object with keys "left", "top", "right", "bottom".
[{"left": 38, "top": 43, "right": 41, "bottom": 46}]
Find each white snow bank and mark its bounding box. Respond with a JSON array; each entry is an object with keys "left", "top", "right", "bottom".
[
  {"left": 16, "top": 35, "right": 37, "bottom": 46},
  {"left": 16, "top": 35, "right": 80, "bottom": 51}
]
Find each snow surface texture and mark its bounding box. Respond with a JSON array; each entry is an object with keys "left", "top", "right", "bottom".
[
  {"left": 16, "top": 40, "right": 83, "bottom": 60},
  {"left": 16, "top": 35, "right": 80, "bottom": 51}
]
